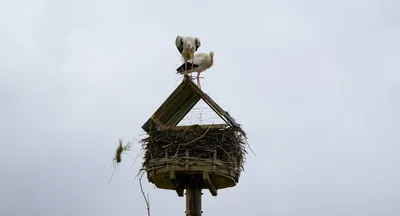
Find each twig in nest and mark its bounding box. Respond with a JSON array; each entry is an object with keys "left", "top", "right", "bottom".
[
  {"left": 139, "top": 172, "right": 151, "bottom": 216},
  {"left": 244, "top": 138, "right": 256, "bottom": 156},
  {"left": 140, "top": 125, "right": 248, "bottom": 171},
  {"left": 218, "top": 146, "right": 235, "bottom": 161},
  {"left": 174, "top": 125, "right": 212, "bottom": 156},
  {"left": 131, "top": 146, "right": 144, "bottom": 167}
]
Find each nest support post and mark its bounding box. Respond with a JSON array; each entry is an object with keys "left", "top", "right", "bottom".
[{"left": 185, "top": 177, "right": 203, "bottom": 216}]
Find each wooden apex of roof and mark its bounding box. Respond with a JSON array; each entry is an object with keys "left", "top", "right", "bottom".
[{"left": 141, "top": 74, "right": 245, "bottom": 136}]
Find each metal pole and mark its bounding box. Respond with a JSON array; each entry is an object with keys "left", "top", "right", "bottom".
[{"left": 185, "top": 182, "right": 202, "bottom": 216}]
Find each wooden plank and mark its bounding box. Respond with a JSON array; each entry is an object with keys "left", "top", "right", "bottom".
[
  {"left": 203, "top": 171, "right": 217, "bottom": 196},
  {"left": 175, "top": 186, "right": 184, "bottom": 197},
  {"left": 141, "top": 78, "right": 192, "bottom": 133},
  {"left": 165, "top": 90, "right": 200, "bottom": 126},
  {"left": 169, "top": 167, "right": 176, "bottom": 183},
  {"left": 169, "top": 167, "right": 184, "bottom": 197},
  {"left": 160, "top": 124, "right": 227, "bottom": 130}
]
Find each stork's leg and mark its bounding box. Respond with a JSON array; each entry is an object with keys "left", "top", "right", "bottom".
[
  {"left": 184, "top": 60, "right": 188, "bottom": 77},
  {"left": 186, "top": 48, "right": 193, "bottom": 80},
  {"left": 191, "top": 57, "right": 195, "bottom": 80},
  {"left": 197, "top": 72, "right": 201, "bottom": 89}
]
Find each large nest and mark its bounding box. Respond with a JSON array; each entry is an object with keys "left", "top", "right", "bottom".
[{"left": 140, "top": 125, "right": 248, "bottom": 171}]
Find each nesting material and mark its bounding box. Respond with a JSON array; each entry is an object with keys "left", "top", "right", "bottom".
[
  {"left": 140, "top": 125, "right": 247, "bottom": 171},
  {"left": 114, "top": 138, "right": 132, "bottom": 163}
]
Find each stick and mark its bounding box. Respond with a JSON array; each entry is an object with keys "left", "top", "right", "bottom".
[
  {"left": 139, "top": 172, "right": 150, "bottom": 216},
  {"left": 131, "top": 147, "right": 144, "bottom": 167},
  {"left": 174, "top": 125, "right": 212, "bottom": 156}
]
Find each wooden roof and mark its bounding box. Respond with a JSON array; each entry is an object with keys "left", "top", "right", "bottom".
[{"left": 141, "top": 75, "right": 244, "bottom": 135}]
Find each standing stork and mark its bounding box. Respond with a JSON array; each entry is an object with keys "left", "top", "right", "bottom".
[
  {"left": 176, "top": 51, "right": 214, "bottom": 89},
  {"left": 175, "top": 35, "right": 201, "bottom": 78}
]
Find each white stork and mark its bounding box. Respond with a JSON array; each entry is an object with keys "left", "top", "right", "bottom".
[
  {"left": 176, "top": 51, "right": 214, "bottom": 89},
  {"left": 175, "top": 35, "right": 201, "bottom": 77}
]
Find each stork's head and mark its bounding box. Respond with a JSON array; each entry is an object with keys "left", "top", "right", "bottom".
[{"left": 185, "top": 41, "right": 193, "bottom": 52}]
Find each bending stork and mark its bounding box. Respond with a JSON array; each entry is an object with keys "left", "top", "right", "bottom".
[
  {"left": 176, "top": 51, "right": 214, "bottom": 89},
  {"left": 175, "top": 35, "right": 201, "bottom": 77}
]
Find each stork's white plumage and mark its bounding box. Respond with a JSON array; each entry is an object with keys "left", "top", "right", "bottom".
[
  {"left": 176, "top": 51, "right": 214, "bottom": 89},
  {"left": 175, "top": 35, "right": 201, "bottom": 77}
]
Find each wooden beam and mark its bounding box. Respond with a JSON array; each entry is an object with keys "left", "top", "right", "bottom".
[
  {"left": 160, "top": 124, "right": 227, "bottom": 130},
  {"left": 175, "top": 186, "right": 184, "bottom": 197},
  {"left": 203, "top": 171, "right": 217, "bottom": 196},
  {"left": 169, "top": 168, "right": 184, "bottom": 197},
  {"left": 169, "top": 168, "right": 176, "bottom": 184}
]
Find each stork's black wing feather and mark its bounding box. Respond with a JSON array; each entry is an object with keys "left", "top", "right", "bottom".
[
  {"left": 194, "top": 38, "right": 201, "bottom": 51},
  {"left": 175, "top": 36, "right": 184, "bottom": 53},
  {"left": 176, "top": 62, "right": 199, "bottom": 73},
  {"left": 177, "top": 45, "right": 183, "bottom": 53}
]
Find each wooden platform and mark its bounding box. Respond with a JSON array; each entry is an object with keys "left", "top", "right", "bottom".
[{"left": 146, "top": 157, "right": 241, "bottom": 197}]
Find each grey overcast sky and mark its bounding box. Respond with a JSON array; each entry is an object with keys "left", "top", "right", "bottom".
[{"left": 0, "top": 0, "right": 399, "bottom": 215}]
